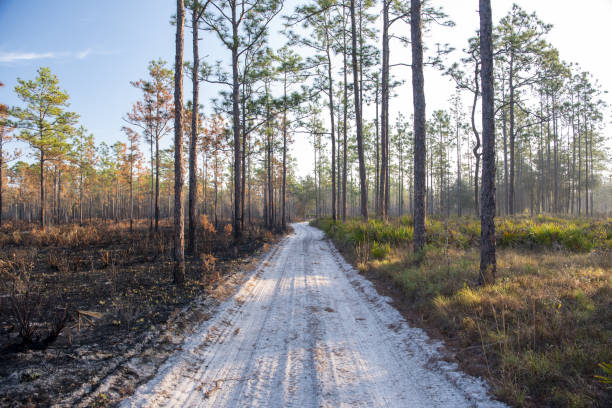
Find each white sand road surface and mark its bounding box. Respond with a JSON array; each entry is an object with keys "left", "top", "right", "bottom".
[{"left": 122, "top": 223, "right": 505, "bottom": 408}]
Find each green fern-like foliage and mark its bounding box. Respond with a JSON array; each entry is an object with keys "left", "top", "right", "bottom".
[{"left": 595, "top": 362, "right": 612, "bottom": 386}]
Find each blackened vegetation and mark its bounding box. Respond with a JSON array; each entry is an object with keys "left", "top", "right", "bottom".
[{"left": 0, "top": 219, "right": 278, "bottom": 406}]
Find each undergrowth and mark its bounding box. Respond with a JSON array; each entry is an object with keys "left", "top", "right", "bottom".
[
  {"left": 313, "top": 216, "right": 612, "bottom": 407},
  {"left": 317, "top": 215, "right": 612, "bottom": 252}
]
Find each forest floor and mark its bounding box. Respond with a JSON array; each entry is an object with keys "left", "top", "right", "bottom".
[
  {"left": 0, "top": 217, "right": 280, "bottom": 407},
  {"left": 121, "top": 223, "right": 503, "bottom": 408},
  {"left": 314, "top": 216, "right": 612, "bottom": 407}
]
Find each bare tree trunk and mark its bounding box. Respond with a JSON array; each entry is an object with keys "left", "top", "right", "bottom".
[
  {"left": 380, "top": 0, "right": 389, "bottom": 219},
  {"left": 350, "top": 0, "right": 367, "bottom": 220},
  {"left": 202, "top": 151, "right": 208, "bottom": 216},
  {"left": 155, "top": 135, "right": 160, "bottom": 231},
  {"left": 173, "top": 0, "right": 186, "bottom": 285},
  {"left": 501, "top": 80, "right": 508, "bottom": 214},
  {"left": 281, "top": 73, "right": 288, "bottom": 231},
  {"left": 456, "top": 114, "right": 462, "bottom": 217},
  {"left": 40, "top": 149, "right": 45, "bottom": 229},
  {"left": 241, "top": 82, "right": 247, "bottom": 231},
  {"left": 341, "top": 4, "right": 348, "bottom": 221},
  {"left": 129, "top": 144, "right": 134, "bottom": 232},
  {"left": 553, "top": 95, "right": 558, "bottom": 213},
  {"left": 411, "top": 0, "right": 426, "bottom": 254},
  {"left": 231, "top": 2, "right": 242, "bottom": 239},
  {"left": 150, "top": 135, "right": 154, "bottom": 231},
  {"left": 508, "top": 52, "right": 515, "bottom": 214},
  {"left": 188, "top": 4, "right": 200, "bottom": 254},
  {"left": 470, "top": 60, "right": 481, "bottom": 216},
  {"left": 570, "top": 94, "right": 576, "bottom": 214},
  {"left": 479, "top": 0, "right": 496, "bottom": 285},
  {"left": 325, "top": 26, "right": 336, "bottom": 221},
  {"left": 375, "top": 80, "right": 380, "bottom": 216},
  {"left": 589, "top": 123, "right": 594, "bottom": 216}
]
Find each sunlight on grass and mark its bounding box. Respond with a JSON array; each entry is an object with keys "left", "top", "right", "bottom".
[{"left": 314, "top": 216, "right": 612, "bottom": 407}]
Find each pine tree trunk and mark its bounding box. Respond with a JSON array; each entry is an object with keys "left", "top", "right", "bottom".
[
  {"left": 589, "top": 123, "right": 594, "bottom": 216},
  {"left": 411, "top": 0, "right": 426, "bottom": 254},
  {"left": 553, "top": 95, "right": 558, "bottom": 213},
  {"left": 470, "top": 60, "right": 481, "bottom": 216},
  {"left": 380, "top": 1, "right": 389, "bottom": 220},
  {"left": 375, "top": 80, "right": 380, "bottom": 216},
  {"left": 457, "top": 117, "right": 462, "bottom": 217},
  {"left": 155, "top": 135, "right": 160, "bottom": 231},
  {"left": 502, "top": 87, "right": 508, "bottom": 215},
  {"left": 350, "top": 0, "right": 367, "bottom": 220},
  {"left": 150, "top": 137, "right": 154, "bottom": 231},
  {"left": 188, "top": 5, "right": 200, "bottom": 254},
  {"left": 173, "top": 0, "right": 186, "bottom": 285},
  {"left": 241, "top": 82, "right": 247, "bottom": 231},
  {"left": 570, "top": 96, "right": 576, "bottom": 214},
  {"left": 40, "top": 148, "right": 45, "bottom": 229},
  {"left": 508, "top": 52, "right": 515, "bottom": 215},
  {"left": 129, "top": 149, "right": 134, "bottom": 232},
  {"left": 479, "top": 0, "right": 496, "bottom": 285},
  {"left": 325, "top": 28, "right": 336, "bottom": 221},
  {"left": 231, "top": 2, "right": 242, "bottom": 239},
  {"left": 342, "top": 7, "right": 348, "bottom": 221}
]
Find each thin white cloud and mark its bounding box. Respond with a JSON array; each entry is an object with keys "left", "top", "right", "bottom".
[
  {"left": 0, "top": 51, "right": 56, "bottom": 63},
  {"left": 76, "top": 49, "right": 92, "bottom": 59},
  {"left": 0, "top": 49, "right": 115, "bottom": 64}
]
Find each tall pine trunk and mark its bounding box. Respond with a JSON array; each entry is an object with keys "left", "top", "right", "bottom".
[
  {"left": 231, "top": 3, "right": 242, "bottom": 238},
  {"left": 350, "top": 0, "right": 367, "bottom": 220},
  {"left": 342, "top": 27, "right": 348, "bottom": 221},
  {"left": 508, "top": 52, "right": 516, "bottom": 214},
  {"left": 380, "top": 0, "right": 389, "bottom": 219},
  {"left": 411, "top": 0, "right": 426, "bottom": 254},
  {"left": 479, "top": 0, "right": 496, "bottom": 284},
  {"left": 155, "top": 135, "right": 160, "bottom": 231},
  {"left": 188, "top": 5, "right": 200, "bottom": 254},
  {"left": 470, "top": 59, "right": 481, "bottom": 216},
  {"left": 281, "top": 72, "right": 288, "bottom": 231},
  {"left": 325, "top": 27, "right": 336, "bottom": 221},
  {"left": 173, "top": 0, "right": 186, "bottom": 285},
  {"left": 40, "top": 148, "right": 45, "bottom": 229}
]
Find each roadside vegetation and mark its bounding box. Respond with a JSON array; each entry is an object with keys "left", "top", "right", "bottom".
[{"left": 314, "top": 216, "right": 612, "bottom": 407}]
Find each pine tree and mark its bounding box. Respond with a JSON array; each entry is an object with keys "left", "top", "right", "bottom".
[{"left": 10, "top": 68, "right": 78, "bottom": 228}]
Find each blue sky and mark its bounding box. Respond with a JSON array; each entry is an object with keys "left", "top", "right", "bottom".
[
  {"left": 1, "top": 0, "right": 611, "bottom": 177},
  {"left": 0, "top": 0, "right": 179, "bottom": 146},
  {"left": 0, "top": 0, "right": 290, "bottom": 158}
]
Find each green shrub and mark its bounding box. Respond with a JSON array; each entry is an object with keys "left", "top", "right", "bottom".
[
  {"left": 370, "top": 241, "right": 390, "bottom": 260},
  {"left": 312, "top": 216, "right": 611, "bottom": 252}
]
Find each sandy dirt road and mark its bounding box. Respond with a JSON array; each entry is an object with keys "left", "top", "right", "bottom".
[{"left": 122, "top": 223, "right": 504, "bottom": 408}]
